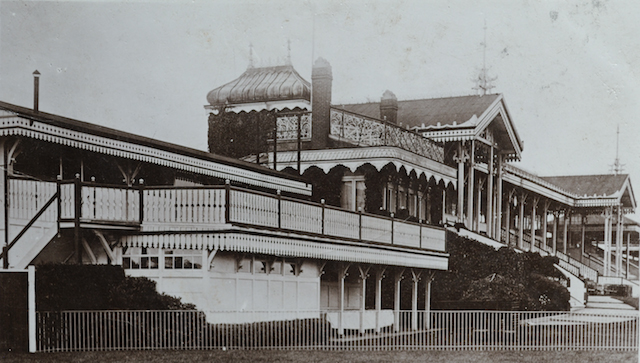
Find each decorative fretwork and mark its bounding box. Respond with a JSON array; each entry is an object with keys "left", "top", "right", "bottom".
[
  {"left": 276, "top": 113, "right": 311, "bottom": 141},
  {"left": 330, "top": 109, "right": 444, "bottom": 162}
]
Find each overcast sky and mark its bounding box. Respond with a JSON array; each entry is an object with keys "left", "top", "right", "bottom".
[{"left": 1, "top": 0, "right": 639, "bottom": 222}]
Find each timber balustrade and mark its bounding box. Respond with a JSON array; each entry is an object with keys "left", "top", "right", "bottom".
[{"left": 6, "top": 177, "right": 446, "bottom": 253}]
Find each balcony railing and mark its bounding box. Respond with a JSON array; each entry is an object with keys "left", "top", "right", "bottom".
[
  {"left": 330, "top": 109, "right": 445, "bottom": 162},
  {"left": 8, "top": 178, "right": 446, "bottom": 253}
]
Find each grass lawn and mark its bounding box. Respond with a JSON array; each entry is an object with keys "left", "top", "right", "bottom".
[{"left": 1, "top": 350, "right": 637, "bottom": 363}]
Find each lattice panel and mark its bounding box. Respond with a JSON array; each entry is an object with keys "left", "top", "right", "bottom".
[
  {"left": 330, "top": 109, "right": 444, "bottom": 162},
  {"left": 276, "top": 113, "right": 311, "bottom": 140}
]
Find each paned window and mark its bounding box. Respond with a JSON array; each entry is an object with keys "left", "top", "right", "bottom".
[
  {"left": 164, "top": 249, "right": 202, "bottom": 269},
  {"left": 122, "top": 247, "right": 159, "bottom": 270}
]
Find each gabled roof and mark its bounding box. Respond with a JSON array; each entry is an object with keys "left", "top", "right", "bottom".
[
  {"left": 541, "top": 174, "right": 636, "bottom": 210},
  {"left": 206, "top": 64, "right": 310, "bottom": 110},
  {"left": 336, "top": 94, "right": 523, "bottom": 160},
  {"left": 336, "top": 94, "right": 500, "bottom": 129},
  {"left": 541, "top": 174, "right": 629, "bottom": 198}
]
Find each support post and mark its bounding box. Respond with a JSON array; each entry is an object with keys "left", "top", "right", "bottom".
[
  {"left": 562, "top": 210, "right": 569, "bottom": 255},
  {"left": 74, "top": 175, "right": 82, "bottom": 264},
  {"left": 542, "top": 200, "right": 550, "bottom": 251},
  {"left": 393, "top": 269, "right": 404, "bottom": 332},
  {"left": 374, "top": 267, "right": 385, "bottom": 333},
  {"left": 486, "top": 146, "right": 494, "bottom": 238},
  {"left": 581, "top": 214, "right": 586, "bottom": 264},
  {"left": 410, "top": 269, "right": 422, "bottom": 331},
  {"left": 495, "top": 154, "right": 503, "bottom": 240},
  {"left": 454, "top": 142, "right": 467, "bottom": 223},
  {"left": 531, "top": 197, "right": 539, "bottom": 250},
  {"left": 28, "top": 265, "right": 36, "bottom": 353},
  {"left": 424, "top": 272, "right": 434, "bottom": 330},
  {"left": 357, "top": 265, "right": 370, "bottom": 335},
  {"left": 518, "top": 192, "right": 526, "bottom": 250},
  {"left": 616, "top": 205, "right": 623, "bottom": 276},
  {"left": 504, "top": 192, "right": 512, "bottom": 245},
  {"left": 337, "top": 263, "right": 350, "bottom": 336},
  {"left": 467, "top": 141, "right": 475, "bottom": 228},
  {"left": 552, "top": 210, "right": 558, "bottom": 254}
]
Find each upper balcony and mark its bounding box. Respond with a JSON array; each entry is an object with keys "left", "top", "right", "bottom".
[{"left": 6, "top": 178, "right": 447, "bottom": 260}]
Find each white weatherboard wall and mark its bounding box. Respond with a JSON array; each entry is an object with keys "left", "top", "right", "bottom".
[{"left": 124, "top": 251, "right": 320, "bottom": 323}]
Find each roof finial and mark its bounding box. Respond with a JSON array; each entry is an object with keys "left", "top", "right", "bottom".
[
  {"left": 610, "top": 124, "right": 625, "bottom": 175},
  {"left": 286, "top": 39, "right": 292, "bottom": 65},
  {"left": 472, "top": 18, "right": 497, "bottom": 96},
  {"left": 248, "top": 43, "right": 255, "bottom": 69}
]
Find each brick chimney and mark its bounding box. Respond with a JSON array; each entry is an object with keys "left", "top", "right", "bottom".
[
  {"left": 311, "top": 57, "right": 332, "bottom": 149},
  {"left": 380, "top": 90, "right": 398, "bottom": 125}
]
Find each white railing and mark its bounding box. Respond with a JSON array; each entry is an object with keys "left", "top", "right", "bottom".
[
  {"left": 36, "top": 310, "right": 638, "bottom": 352},
  {"left": 8, "top": 179, "right": 57, "bottom": 222},
  {"left": 7, "top": 178, "right": 446, "bottom": 253},
  {"left": 330, "top": 109, "right": 445, "bottom": 162},
  {"left": 143, "top": 188, "right": 225, "bottom": 227},
  {"left": 502, "top": 228, "right": 599, "bottom": 282},
  {"left": 81, "top": 186, "right": 139, "bottom": 223}
]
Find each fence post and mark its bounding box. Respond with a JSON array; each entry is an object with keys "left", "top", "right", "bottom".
[
  {"left": 138, "top": 179, "right": 144, "bottom": 224},
  {"left": 56, "top": 176, "right": 61, "bottom": 234},
  {"left": 358, "top": 207, "right": 362, "bottom": 241},
  {"left": 224, "top": 180, "right": 230, "bottom": 223},
  {"left": 320, "top": 199, "right": 325, "bottom": 235},
  {"left": 277, "top": 190, "right": 281, "bottom": 229},
  {"left": 74, "top": 174, "right": 82, "bottom": 264},
  {"left": 391, "top": 213, "right": 395, "bottom": 245}
]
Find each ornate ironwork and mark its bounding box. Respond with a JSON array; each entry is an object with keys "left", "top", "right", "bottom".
[
  {"left": 330, "top": 109, "right": 444, "bottom": 162},
  {"left": 276, "top": 113, "right": 311, "bottom": 141}
]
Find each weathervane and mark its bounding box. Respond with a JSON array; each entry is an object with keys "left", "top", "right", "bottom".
[
  {"left": 610, "top": 124, "right": 625, "bottom": 175},
  {"left": 472, "top": 19, "right": 497, "bottom": 96}
]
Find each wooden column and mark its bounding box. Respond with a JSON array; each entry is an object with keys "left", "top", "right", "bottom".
[
  {"left": 552, "top": 210, "right": 558, "bottom": 254},
  {"left": 393, "top": 269, "right": 404, "bottom": 332},
  {"left": 562, "top": 210, "right": 569, "bottom": 255},
  {"left": 542, "top": 200, "right": 550, "bottom": 251},
  {"left": 530, "top": 197, "right": 539, "bottom": 250},
  {"left": 374, "top": 267, "right": 386, "bottom": 333},
  {"left": 518, "top": 192, "right": 526, "bottom": 250},
  {"left": 581, "top": 214, "right": 586, "bottom": 264},
  {"left": 486, "top": 146, "right": 494, "bottom": 238},
  {"left": 358, "top": 265, "right": 370, "bottom": 334},
  {"left": 455, "top": 142, "right": 467, "bottom": 223},
  {"left": 603, "top": 208, "right": 612, "bottom": 276},
  {"left": 616, "top": 205, "right": 623, "bottom": 277},
  {"left": 467, "top": 140, "right": 475, "bottom": 229},
  {"left": 337, "top": 263, "right": 350, "bottom": 336},
  {"left": 424, "top": 272, "right": 435, "bottom": 330},
  {"left": 504, "top": 192, "right": 512, "bottom": 245},
  {"left": 410, "top": 269, "right": 421, "bottom": 331},
  {"left": 475, "top": 178, "right": 484, "bottom": 232},
  {"left": 495, "top": 154, "right": 503, "bottom": 241},
  {"left": 626, "top": 232, "right": 630, "bottom": 279},
  {"left": 441, "top": 187, "right": 446, "bottom": 225}
]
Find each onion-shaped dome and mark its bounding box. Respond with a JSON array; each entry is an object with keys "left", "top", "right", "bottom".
[{"left": 207, "top": 65, "right": 311, "bottom": 106}]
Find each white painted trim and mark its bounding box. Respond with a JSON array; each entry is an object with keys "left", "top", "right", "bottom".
[{"left": 0, "top": 115, "right": 311, "bottom": 195}]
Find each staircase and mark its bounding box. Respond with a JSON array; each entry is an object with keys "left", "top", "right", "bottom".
[{"left": 0, "top": 179, "right": 59, "bottom": 269}]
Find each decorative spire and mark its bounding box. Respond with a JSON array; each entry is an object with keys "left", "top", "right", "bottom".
[
  {"left": 248, "top": 43, "right": 254, "bottom": 69},
  {"left": 286, "top": 39, "right": 292, "bottom": 65},
  {"left": 610, "top": 124, "right": 625, "bottom": 175},
  {"left": 472, "top": 19, "right": 497, "bottom": 96}
]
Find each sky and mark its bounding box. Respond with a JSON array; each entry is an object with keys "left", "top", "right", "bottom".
[{"left": 1, "top": 0, "right": 639, "bottom": 222}]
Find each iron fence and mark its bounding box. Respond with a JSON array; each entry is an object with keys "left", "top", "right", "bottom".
[{"left": 36, "top": 310, "right": 638, "bottom": 352}]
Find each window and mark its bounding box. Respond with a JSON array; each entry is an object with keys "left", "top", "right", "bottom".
[
  {"left": 122, "top": 247, "right": 159, "bottom": 270},
  {"left": 164, "top": 249, "right": 202, "bottom": 269},
  {"left": 341, "top": 176, "right": 366, "bottom": 211}
]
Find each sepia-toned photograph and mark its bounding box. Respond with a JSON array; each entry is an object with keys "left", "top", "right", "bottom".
[{"left": 0, "top": 1, "right": 638, "bottom": 362}]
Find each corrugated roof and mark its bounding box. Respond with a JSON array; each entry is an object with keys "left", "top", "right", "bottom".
[
  {"left": 541, "top": 174, "right": 629, "bottom": 197},
  {"left": 207, "top": 65, "right": 311, "bottom": 106},
  {"left": 335, "top": 94, "right": 500, "bottom": 128}
]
